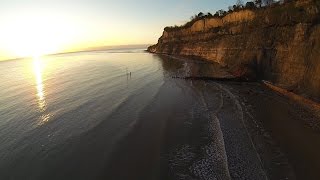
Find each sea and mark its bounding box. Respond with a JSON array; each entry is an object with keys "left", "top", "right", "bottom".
[{"left": 0, "top": 48, "right": 266, "bottom": 180}]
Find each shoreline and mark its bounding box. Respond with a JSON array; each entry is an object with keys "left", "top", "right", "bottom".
[
  {"left": 222, "top": 81, "right": 320, "bottom": 179},
  {"left": 151, "top": 53, "right": 320, "bottom": 178},
  {"left": 149, "top": 51, "right": 320, "bottom": 115},
  {"left": 263, "top": 81, "right": 320, "bottom": 114}
]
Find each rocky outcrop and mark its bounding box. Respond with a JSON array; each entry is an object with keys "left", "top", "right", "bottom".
[{"left": 148, "top": 0, "right": 320, "bottom": 101}]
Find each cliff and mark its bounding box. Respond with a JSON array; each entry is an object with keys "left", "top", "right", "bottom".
[{"left": 148, "top": 0, "right": 320, "bottom": 102}]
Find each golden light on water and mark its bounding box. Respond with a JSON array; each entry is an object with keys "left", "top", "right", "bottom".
[
  {"left": 34, "top": 58, "right": 45, "bottom": 103},
  {"left": 32, "top": 57, "right": 50, "bottom": 125}
]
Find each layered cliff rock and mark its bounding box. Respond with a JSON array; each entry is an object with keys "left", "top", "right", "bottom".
[{"left": 148, "top": 0, "right": 320, "bottom": 101}]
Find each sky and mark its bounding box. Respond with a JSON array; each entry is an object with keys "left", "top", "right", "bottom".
[{"left": 0, "top": 0, "right": 243, "bottom": 60}]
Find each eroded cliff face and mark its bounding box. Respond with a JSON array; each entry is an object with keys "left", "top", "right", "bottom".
[{"left": 148, "top": 0, "right": 320, "bottom": 101}]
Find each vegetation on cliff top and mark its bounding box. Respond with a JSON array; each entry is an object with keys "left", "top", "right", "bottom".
[{"left": 164, "top": 0, "right": 318, "bottom": 32}]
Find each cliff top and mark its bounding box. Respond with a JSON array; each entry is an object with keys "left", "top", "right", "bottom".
[{"left": 164, "top": 0, "right": 319, "bottom": 33}]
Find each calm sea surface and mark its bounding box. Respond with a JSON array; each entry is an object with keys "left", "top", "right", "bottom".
[
  {"left": 0, "top": 49, "right": 268, "bottom": 179},
  {"left": 0, "top": 49, "right": 170, "bottom": 178},
  {"left": 0, "top": 49, "right": 163, "bottom": 146}
]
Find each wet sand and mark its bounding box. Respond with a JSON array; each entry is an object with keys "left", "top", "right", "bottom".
[
  {"left": 101, "top": 79, "right": 267, "bottom": 180},
  {"left": 226, "top": 82, "right": 320, "bottom": 180}
]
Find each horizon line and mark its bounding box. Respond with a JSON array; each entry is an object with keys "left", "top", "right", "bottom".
[{"left": 0, "top": 44, "right": 152, "bottom": 62}]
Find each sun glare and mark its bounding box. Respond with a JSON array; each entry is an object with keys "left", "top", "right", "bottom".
[
  {"left": 32, "top": 56, "right": 51, "bottom": 125},
  {"left": 4, "top": 20, "right": 57, "bottom": 57},
  {"left": 33, "top": 57, "right": 45, "bottom": 110},
  {"left": 1, "top": 12, "right": 81, "bottom": 58}
]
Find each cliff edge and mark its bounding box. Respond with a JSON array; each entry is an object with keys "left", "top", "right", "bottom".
[{"left": 148, "top": 0, "right": 320, "bottom": 102}]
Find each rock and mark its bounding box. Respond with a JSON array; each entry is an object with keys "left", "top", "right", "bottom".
[{"left": 148, "top": 0, "right": 320, "bottom": 102}]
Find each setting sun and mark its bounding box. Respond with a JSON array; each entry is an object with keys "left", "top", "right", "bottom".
[
  {"left": 0, "top": 1, "right": 164, "bottom": 60},
  {"left": 0, "top": 11, "right": 85, "bottom": 58}
]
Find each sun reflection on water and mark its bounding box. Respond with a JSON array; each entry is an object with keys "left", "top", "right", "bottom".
[{"left": 33, "top": 57, "right": 51, "bottom": 125}]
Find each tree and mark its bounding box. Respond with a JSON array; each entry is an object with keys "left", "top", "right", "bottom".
[
  {"left": 233, "top": 5, "right": 237, "bottom": 10},
  {"left": 254, "top": 0, "right": 262, "bottom": 7},
  {"left": 207, "top": 12, "right": 213, "bottom": 17},
  {"left": 214, "top": 12, "right": 220, "bottom": 17},
  {"left": 246, "top": 2, "right": 255, "bottom": 9},
  {"left": 198, "top": 12, "right": 204, "bottom": 18},
  {"left": 263, "top": 0, "right": 275, "bottom": 6},
  {"left": 217, "top": 9, "right": 227, "bottom": 16},
  {"left": 228, "top": 6, "right": 234, "bottom": 12},
  {"left": 236, "top": 0, "right": 244, "bottom": 8}
]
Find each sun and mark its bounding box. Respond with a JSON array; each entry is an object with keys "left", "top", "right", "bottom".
[
  {"left": 3, "top": 20, "right": 57, "bottom": 57},
  {"left": 2, "top": 17, "right": 64, "bottom": 58},
  {"left": 6, "top": 27, "right": 59, "bottom": 58},
  {"left": 1, "top": 12, "right": 78, "bottom": 58}
]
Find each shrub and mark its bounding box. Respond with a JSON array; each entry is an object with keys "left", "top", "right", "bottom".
[{"left": 246, "top": 2, "right": 256, "bottom": 9}]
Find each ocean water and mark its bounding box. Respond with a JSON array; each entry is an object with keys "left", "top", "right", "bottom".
[
  {"left": 0, "top": 49, "right": 162, "bottom": 147},
  {"left": 0, "top": 49, "right": 167, "bottom": 178},
  {"left": 0, "top": 49, "right": 266, "bottom": 179}
]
